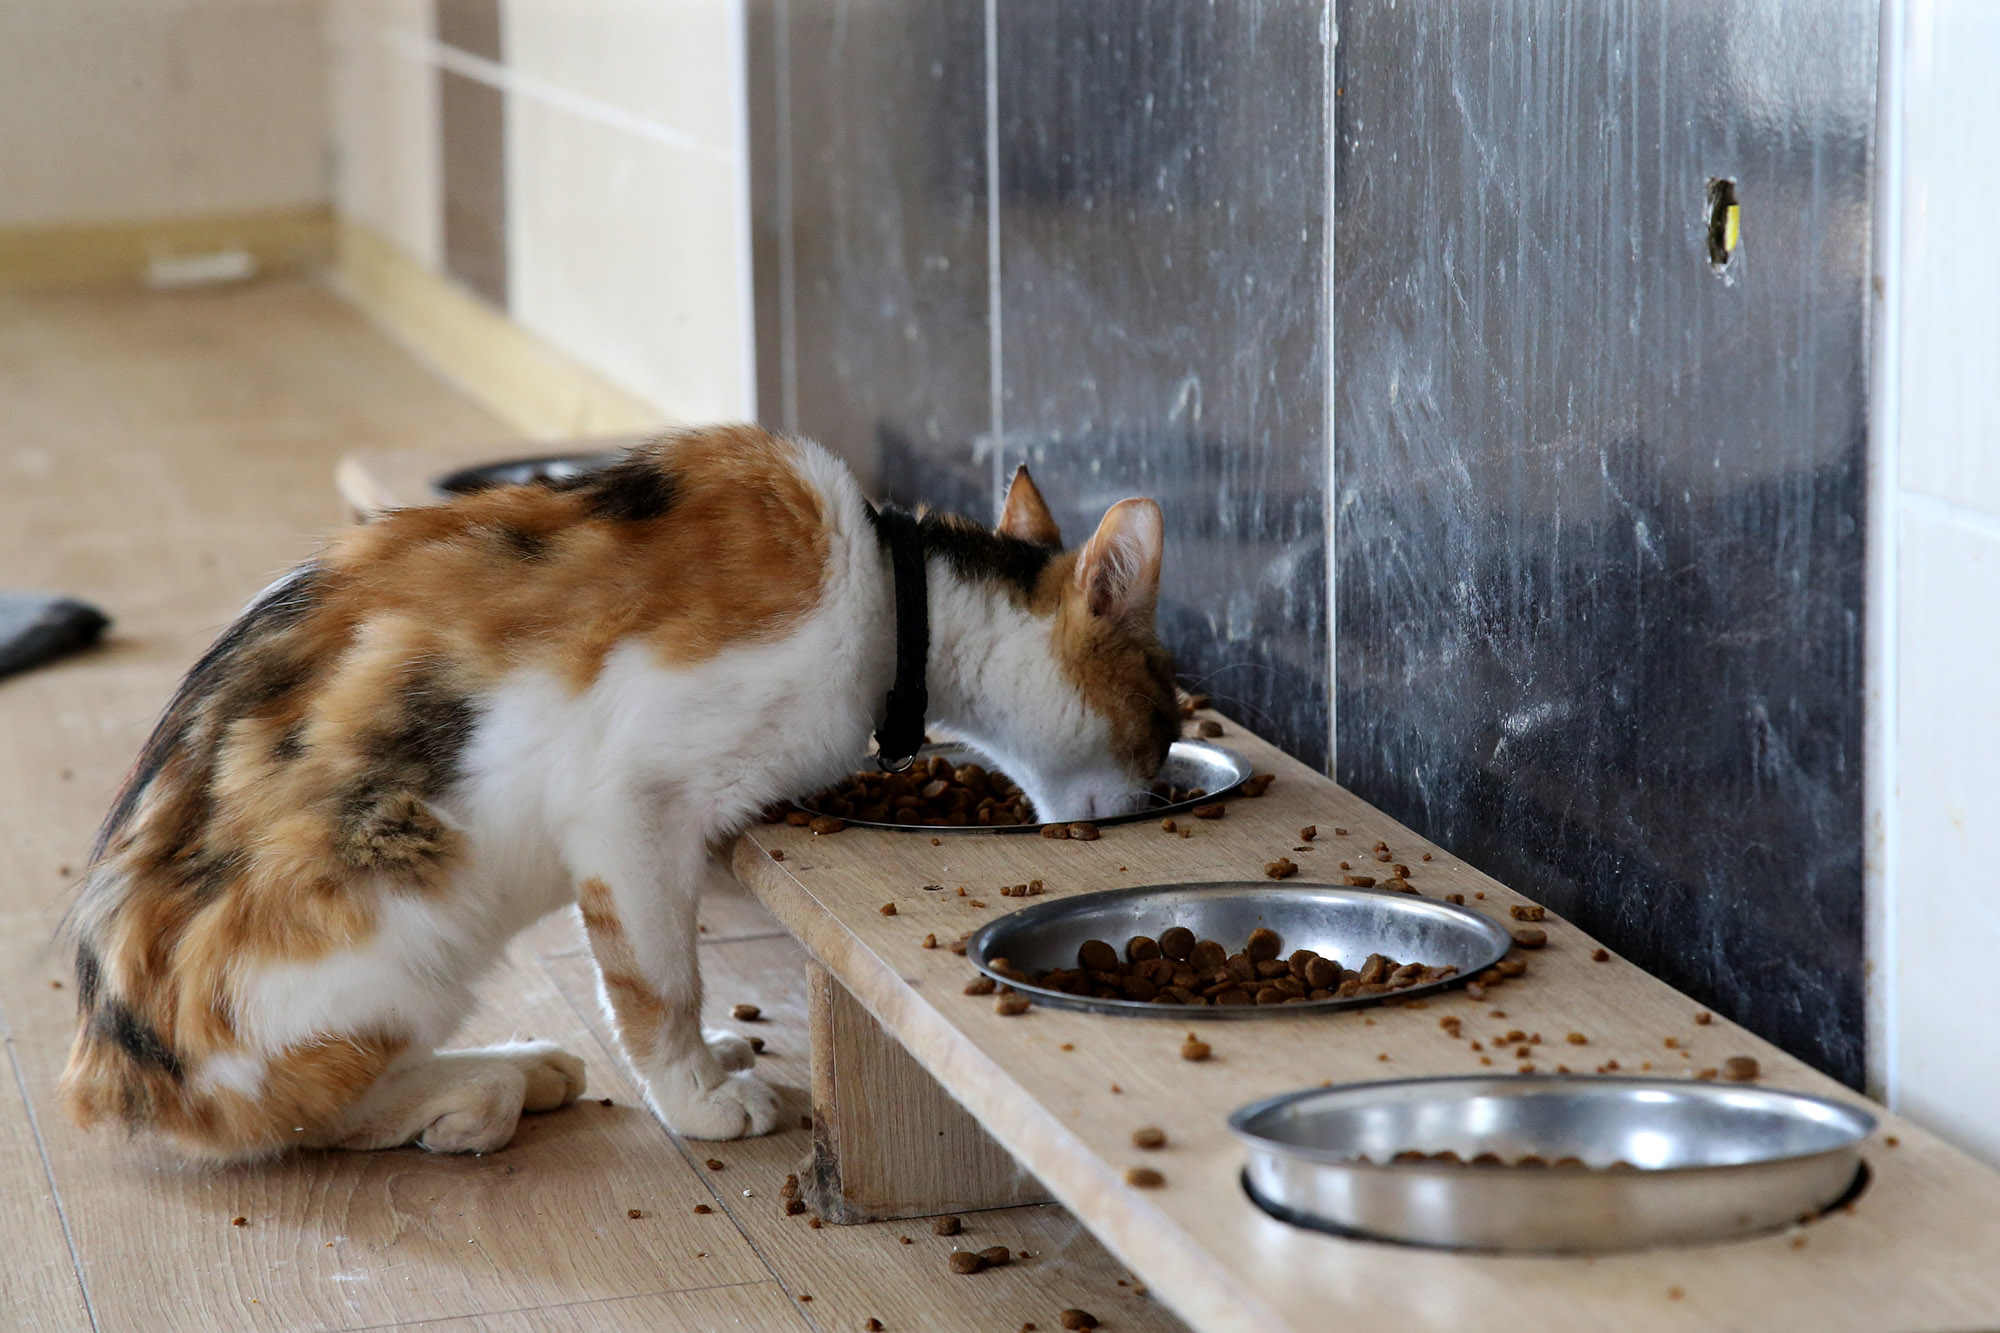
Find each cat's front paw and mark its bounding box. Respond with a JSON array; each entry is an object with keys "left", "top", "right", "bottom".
[
  {"left": 704, "top": 1027, "right": 757, "bottom": 1072},
  {"left": 651, "top": 1069, "right": 781, "bottom": 1140}
]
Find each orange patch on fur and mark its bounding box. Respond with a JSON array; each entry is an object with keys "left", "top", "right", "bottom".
[
  {"left": 576, "top": 877, "right": 676, "bottom": 1062},
  {"left": 1044, "top": 565, "right": 1180, "bottom": 780},
  {"left": 61, "top": 1028, "right": 403, "bottom": 1162}
]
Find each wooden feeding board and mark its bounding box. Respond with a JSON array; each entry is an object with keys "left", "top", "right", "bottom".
[
  {"left": 336, "top": 444, "right": 2000, "bottom": 1329},
  {"left": 732, "top": 719, "right": 2000, "bottom": 1333}
]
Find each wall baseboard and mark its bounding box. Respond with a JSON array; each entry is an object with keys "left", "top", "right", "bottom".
[
  {"left": 0, "top": 207, "right": 335, "bottom": 290},
  {"left": 332, "top": 222, "right": 670, "bottom": 442}
]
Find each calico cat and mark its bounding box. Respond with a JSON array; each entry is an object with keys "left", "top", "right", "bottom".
[{"left": 59, "top": 424, "right": 1177, "bottom": 1159}]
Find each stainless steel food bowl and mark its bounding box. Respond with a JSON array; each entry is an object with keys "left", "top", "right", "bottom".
[
  {"left": 966, "top": 882, "right": 1511, "bottom": 1018},
  {"left": 432, "top": 450, "right": 627, "bottom": 496},
  {"left": 800, "top": 739, "right": 1253, "bottom": 834},
  {"left": 1232, "top": 1075, "right": 1876, "bottom": 1251}
]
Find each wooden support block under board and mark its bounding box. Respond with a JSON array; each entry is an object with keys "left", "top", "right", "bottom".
[{"left": 802, "top": 960, "right": 1050, "bottom": 1222}]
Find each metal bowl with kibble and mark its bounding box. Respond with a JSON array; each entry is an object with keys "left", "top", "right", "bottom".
[
  {"left": 796, "top": 739, "right": 1254, "bottom": 834},
  {"left": 1232, "top": 1074, "right": 1875, "bottom": 1251},
  {"left": 965, "top": 882, "right": 1512, "bottom": 1019}
]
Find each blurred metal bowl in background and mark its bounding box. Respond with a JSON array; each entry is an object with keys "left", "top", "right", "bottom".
[{"left": 432, "top": 450, "right": 626, "bottom": 496}]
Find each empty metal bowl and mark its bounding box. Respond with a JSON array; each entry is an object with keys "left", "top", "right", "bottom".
[
  {"left": 966, "top": 882, "right": 1511, "bottom": 1018},
  {"left": 1232, "top": 1075, "right": 1876, "bottom": 1251},
  {"left": 432, "top": 449, "right": 628, "bottom": 496},
  {"left": 800, "top": 739, "right": 1253, "bottom": 834}
]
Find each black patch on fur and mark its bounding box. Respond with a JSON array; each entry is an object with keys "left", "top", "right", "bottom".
[
  {"left": 911, "top": 512, "right": 1059, "bottom": 598},
  {"left": 495, "top": 524, "right": 551, "bottom": 560},
  {"left": 99, "top": 1001, "right": 183, "bottom": 1080},
  {"left": 271, "top": 721, "right": 307, "bottom": 762},
  {"left": 180, "top": 844, "right": 245, "bottom": 903},
  {"left": 546, "top": 453, "right": 678, "bottom": 522},
  {"left": 74, "top": 942, "right": 101, "bottom": 1012},
  {"left": 94, "top": 563, "right": 325, "bottom": 863},
  {"left": 367, "top": 667, "right": 479, "bottom": 799},
  {"left": 335, "top": 665, "right": 480, "bottom": 867},
  {"left": 226, "top": 647, "right": 313, "bottom": 713}
]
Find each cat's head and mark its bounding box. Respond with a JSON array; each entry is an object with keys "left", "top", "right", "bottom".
[{"left": 925, "top": 467, "right": 1179, "bottom": 824}]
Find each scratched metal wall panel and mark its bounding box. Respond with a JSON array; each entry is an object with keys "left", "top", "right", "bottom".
[
  {"left": 779, "top": 0, "right": 991, "bottom": 515},
  {"left": 1334, "top": 2, "right": 1875, "bottom": 1084},
  {"left": 995, "top": 0, "right": 1332, "bottom": 770}
]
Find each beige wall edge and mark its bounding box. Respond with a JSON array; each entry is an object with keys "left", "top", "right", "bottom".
[
  {"left": 0, "top": 208, "right": 335, "bottom": 290},
  {"left": 331, "top": 222, "right": 672, "bottom": 443}
]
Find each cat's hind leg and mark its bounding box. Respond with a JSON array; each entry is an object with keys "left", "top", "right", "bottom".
[
  {"left": 312, "top": 1042, "right": 587, "bottom": 1153},
  {"left": 572, "top": 863, "right": 778, "bottom": 1141}
]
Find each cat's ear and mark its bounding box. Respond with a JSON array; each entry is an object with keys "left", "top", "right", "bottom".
[
  {"left": 998, "top": 465, "right": 1062, "bottom": 547},
  {"left": 1075, "top": 498, "right": 1162, "bottom": 623}
]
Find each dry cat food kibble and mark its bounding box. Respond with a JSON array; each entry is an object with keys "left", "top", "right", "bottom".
[
  {"left": 804, "top": 752, "right": 1209, "bottom": 828},
  {"left": 1180, "top": 1034, "right": 1212, "bottom": 1061},
  {"left": 1264, "top": 857, "right": 1299, "bottom": 879},
  {"left": 1724, "top": 1055, "right": 1760, "bottom": 1081},
  {"left": 1124, "top": 1166, "right": 1165, "bottom": 1188},
  {"left": 732, "top": 1004, "right": 762, "bottom": 1021},
  {"left": 1382, "top": 1149, "right": 1640, "bottom": 1171},
  {"left": 1511, "top": 926, "right": 1547, "bottom": 949},
  {"left": 1131, "top": 1126, "right": 1167, "bottom": 1149},
  {"left": 933, "top": 1215, "right": 962, "bottom": 1235},
  {"left": 948, "top": 1251, "right": 986, "bottom": 1275},
  {"left": 808, "top": 815, "right": 845, "bottom": 835},
  {"left": 990, "top": 925, "right": 1455, "bottom": 1007},
  {"left": 1509, "top": 904, "right": 1546, "bottom": 921},
  {"left": 808, "top": 755, "right": 1035, "bottom": 826},
  {"left": 1060, "top": 1312, "right": 1100, "bottom": 1331}
]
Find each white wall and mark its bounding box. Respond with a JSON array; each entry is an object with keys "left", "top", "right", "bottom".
[
  {"left": 1871, "top": 0, "right": 2000, "bottom": 1166},
  {"left": 504, "top": 0, "right": 755, "bottom": 427},
  {"left": 325, "top": 0, "right": 755, "bottom": 424},
  {"left": 0, "top": 0, "right": 328, "bottom": 227}
]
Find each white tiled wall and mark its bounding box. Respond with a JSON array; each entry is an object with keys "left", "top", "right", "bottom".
[
  {"left": 505, "top": 0, "right": 737, "bottom": 156},
  {"left": 328, "top": 0, "right": 443, "bottom": 270},
  {"left": 323, "top": 0, "right": 754, "bottom": 424},
  {"left": 507, "top": 94, "right": 749, "bottom": 424},
  {"left": 1875, "top": 0, "right": 2000, "bottom": 1166},
  {"left": 1892, "top": 501, "right": 2000, "bottom": 1160},
  {"left": 0, "top": 0, "right": 328, "bottom": 227}
]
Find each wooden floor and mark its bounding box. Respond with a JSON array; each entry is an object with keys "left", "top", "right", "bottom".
[{"left": 0, "top": 281, "right": 1183, "bottom": 1333}]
